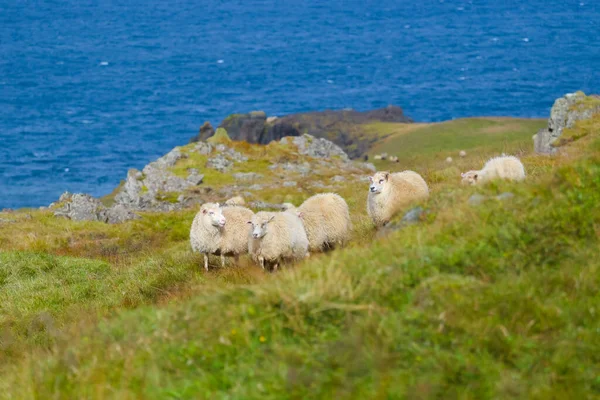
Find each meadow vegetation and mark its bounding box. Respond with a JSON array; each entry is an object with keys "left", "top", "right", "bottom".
[{"left": 0, "top": 115, "right": 599, "bottom": 398}]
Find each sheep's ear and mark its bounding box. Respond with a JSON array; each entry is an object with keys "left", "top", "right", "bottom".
[
  {"left": 202, "top": 209, "right": 207, "bottom": 214},
  {"left": 368, "top": 176, "right": 373, "bottom": 183},
  {"left": 461, "top": 172, "right": 465, "bottom": 178},
  {"left": 297, "top": 211, "right": 304, "bottom": 218},
  {"left": 384, "top": 172, "right": 390, "bottom": 180},
  {"left": 473, "top": 174, "right": 478, "bottom": 180},
  {"left": 268, "top": 216, "right": 275, "bottom": 223}
]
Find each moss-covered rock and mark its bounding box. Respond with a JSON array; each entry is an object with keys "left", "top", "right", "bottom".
[
  {"left": 207, "top": 127, "right": 231, "bottom": 144},
  {"left": 534, "top": 92, "right": 600, "bottom": 154}
]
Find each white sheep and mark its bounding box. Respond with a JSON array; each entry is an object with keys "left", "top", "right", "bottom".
[
  {"left": 225, "top": 195, "right": 245, "bottom": 206},
  {"left": 248, "top": 211, "right": 308, "bottom": 271},
  {"left": 389, "top": 156, "right": 399, "bottom": 163},
  {"left": 374, "top": 154, "right": 383, "bottom": 160},
  {"left": 190, "top": 203, "right": 254, "bottom": 271},
  {"left": 446, "top": 157, "right": 453, "bottom": 163},
  {"left": 459, "top": 150, "right": 467, "bottom": 158},
  {"left": 367, "top": 170, "right": 429, "bottom": 227},
  {"left": 288, "top": 193, "right": 351, "bottom": 252},
  {"left": 461, "top": 155, "right": 526, "bottom": 185}
]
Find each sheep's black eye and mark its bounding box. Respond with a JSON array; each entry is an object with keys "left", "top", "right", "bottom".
[
  {"left": 379, "top": 179, "right": 384, "bottom": 184},
  {"left": 209, "top": 211, "right": 214, "bottom": 215}
]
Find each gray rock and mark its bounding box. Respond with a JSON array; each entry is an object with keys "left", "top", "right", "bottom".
[
  {"left": 269, "top": 162, "right": 311, "bottom": 175},
  {"left": 535, "top": 92, "right": 600, "bottom": 154},
  {"left": 104, "top": 204, "right": 140, "bottom": 224},
  {"left": 194, "top": 141, "right": 213, "bottom": 155},
  {"left": 282, "top": 134, "right": 349, "bottom": 161},
  {"left": 401, "top": 207, "right": 424, "bottom": 224},
  {"left": 233, "top": 172, "right": 263, "bottom": 181},
  {"left": 154, "top": 147, "right": 185, "bottom": 168},
  {"left": 283, "top": 181, "right": 297, "bottom": 187},
  {"left": 331, "top": 175, "right": 345, "bottom": 182},
  {"left": 59, "top": 191, "right": 73, "bottom": 203},
  {"left": 496, "top": 192, "right": 515, "bottom": 201},
  {"left": 375, "top": 206, "right": 425, "bottom": 237},
  {"left": 186, "top": 169, "right": 204, "bottom": 185},
  {"left": 362, "top": 163, "right": 376, "bottom": 172},
  {"left": 206, "top": 154, "right": 233, "bottom": 172},
  {"left": 54, "top": 193, "right": 104, "bottom": 221},
  {"left": 468, "top": 194, "right": 486, "bottom": 206},
  {"left": 249, "top": 184, "right": 263, "bottom": 191}
]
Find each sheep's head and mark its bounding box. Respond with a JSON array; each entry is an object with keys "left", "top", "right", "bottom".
[
  {"left": 248, "top": 213, "right": 275, "bottom": 239},
  {"left": 368, "top": 171, "right": 390, "bottom": 194},
  {"left": 461, "top": 171, "right": 479, "bottom": 185},
  {"left": 200, "top": 203, "right": 226, "bottom": 227}
]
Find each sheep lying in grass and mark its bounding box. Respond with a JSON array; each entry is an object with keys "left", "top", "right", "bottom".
[
  {"left": 248, "top": 211, "right": 308, "bottom": 271},
  {"left": 287, "top": 193, "right": 351, "bottom": 252},
  {"left": 190, "top": 203, "right": 254, "bottom": 271},
  {"left": 367, "top": 171, "right": 429, "bottom": 227},
  {"left": 461, "top": 155, "right": 526, "bottom": 185},
  {"left": 459, "top": 150, "right": 467, "bottom": 158}
]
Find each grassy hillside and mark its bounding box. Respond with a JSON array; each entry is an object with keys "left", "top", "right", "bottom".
[
  {"left": 367, "top": 117, "right": 545, "bottom": 168},
  {"left": 1, "top": 115, "right": 599, "bottom": 399}
]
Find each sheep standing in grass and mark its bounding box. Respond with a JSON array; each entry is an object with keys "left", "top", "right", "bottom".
[
  {"left": 461, "top": 155, "right": 525, "bottom": 185},
  {"left": 287, "top": 193, "right": 351, "bottom": 252},
  {"left": 248, "top": 211, "right": 308, "bottom": 271},
  {"left": 190, "top": 203, "right": 254, "bottom": 271},
  {"left": 367, "top": 171, "right": 429, "bottom": 227}
]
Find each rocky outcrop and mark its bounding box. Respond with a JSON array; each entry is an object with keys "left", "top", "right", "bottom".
[
  {"left": 216, "top": 105, "right": 412, "bottom": 158},
  {"left": 190, "top": 121, "right": 215, "bottom": 143},
  {"left": 49, "top": 133, "right": 374, "bottom": 221},
  {"left": 534, "top": 92, "right": 600, "bottom": 154},
  {"left": 279, "top": 134, "right": 349, "bottom": 161},
  {"left": 114, "top": 147, "right": 205, "bottom": 212},
  {"left": 53, "top": 192, "right": 139, "bottom": 223}
]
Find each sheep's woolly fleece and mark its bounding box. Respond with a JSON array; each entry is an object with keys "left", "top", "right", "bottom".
[
  {"left": 248, "top": 211, "right": 308, "bottom": 266},
  {"left": 294, "top": 193, "right": 351, "bottom": 252},
  {"left": 461, "top": 155, "right": 525, "bottom": 185},
  {"left": 367, "top": 170, "right": 429, "bottom": 226}
]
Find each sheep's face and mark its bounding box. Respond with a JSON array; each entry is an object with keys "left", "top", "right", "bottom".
[
  {"left": 461, "top": 171, "right": 479, "bottom": 185},
  {"left": 201, "top": 203, "right": 226, "bottom": 227},
  {"left": 248, "top": 215, "right": 275, "bottom": 239},
  {"left": 368, "top": 171, "right": 389, "bottom": 194}
]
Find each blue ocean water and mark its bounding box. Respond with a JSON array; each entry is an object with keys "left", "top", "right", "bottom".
[{"left": 1, "top": 1, "right": 598, "bottom": 209}]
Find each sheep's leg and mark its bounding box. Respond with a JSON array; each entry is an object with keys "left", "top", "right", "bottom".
[
  {"left": 221, "top": 254, "right": 226, "bottom": 267},
  {"left": 234, "top": 254, "right": 240, "bottom": 264},
  {"left": 203, "top": 254, "right": 209, "bottom": 271},
  {"left": 259, "top": 256, "right": 265, "bottom": 270},
  {"left": 305, "top": 252, "right": 311, "bottom": 259},
  {"left": 273, "top": 263, "right": 279, "bottom": 271}
]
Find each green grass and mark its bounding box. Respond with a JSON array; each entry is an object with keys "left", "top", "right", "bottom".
[
  {"left": 0, "top": 112, "right": 599, "bottom": 398},
  {"left": 368, "top": 117, "right": 545, "bottom": 166}
]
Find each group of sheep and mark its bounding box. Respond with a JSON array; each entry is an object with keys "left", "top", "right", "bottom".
[
  {"left": 190, "top": 155, "right": 526, "bottom": 270},
  {"left": 190, "top": 193, "right": 352, "bottom": 271},
  {"left": 373, "top": 153, "right": 399, "bottom": 162}
]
